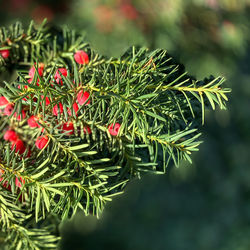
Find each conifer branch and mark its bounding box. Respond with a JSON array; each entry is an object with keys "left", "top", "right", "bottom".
[{"left": 0, "top": 20, "right": 230, "bottom": 249}]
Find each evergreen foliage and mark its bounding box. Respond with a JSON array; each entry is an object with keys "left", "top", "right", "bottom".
[{"left": 0, "top": 20, "right": 230, "bottom": 249}]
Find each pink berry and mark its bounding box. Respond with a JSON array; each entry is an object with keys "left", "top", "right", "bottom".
[
  {"left": 0, "top": 96, "right": 9, "bottom": 106},
  {"left": 0, "top": 49, "right": 10, "bottom": 59},
  {"left": 35, "top": 135, "right": 49, "bottom": 149},
  {"left": 11, "top": 139, "right": 26, "bottom": 154},
  {"left": 4, "top": 130, "right": 18, "bottom": 142},
  {"left": 67, "top": 102, "right": 79, "bottom": 116},
  {"left": 4, "top": 104, "right": 14, "bottom": 116},
  {"left": 54, "top": 68, "right": 68, "bottom": 85},
  {"left": 74, "top": 50, "right": 89, "bottom": 65},
  {"left": 77, "top": 90, "right": 90, "bottom": 105},
  {"left": 53, "top": 103, "right": 64, "bottom": 116},
  {"left": 108, "top": 123, "right": 121, "bottom": 136},
  {"left": 62, "top": 122, "right": 74, "bottom": 135}
]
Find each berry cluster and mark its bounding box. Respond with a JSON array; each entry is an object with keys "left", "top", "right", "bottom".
[{"left": 0, "top": 50, "right": 121, "bottom": 160}]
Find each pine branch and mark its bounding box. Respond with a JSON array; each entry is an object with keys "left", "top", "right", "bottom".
[{"left": 0, "top": 20, "right": 231, "bottom": 249}]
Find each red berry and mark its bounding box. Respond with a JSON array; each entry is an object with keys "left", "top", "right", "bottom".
[
  {"left": 54, "top": 68, "right": 68, "bottom": 85},
  {"left": 11, "top": 139, "right": 26, "bottom": 154},
  {"left": 74, "top": 50, "right": 89, "bottom": 65},
  {"left": 4, "top": 104, "right": 14, "bottom": 116},
  {"left": 62, "top": 122, "right": 74, "bottom": 135},
  {"left": 14, "top": 110, "right": 26, "bottom": 121},
  {"left": 15, "top": 176, "right": 25, "bottom": 188},
  {"left": 108, "top": 123, "right": 121, "bottom": 136},
  {"left": 0, "top": 96, "right": 9, "bottom": 106},
  {"left": 2, "top": 181, "right": 11, "bottom": 190},
  {"left": 0, "top": 179, "right": 11, "bottom": 191},
  {"left": 18, "top": 84, "right": 29, "bottom": 101},
  {"left": 53, "top": 103, "right": 64, "bottom": 116},
  {"left": 28, "top": 66, "right": 42, "bottom": 86},
  {"left": 41, "top": 95, "right": 51, "bottom": 106},
  {"left": 0, "top": 49, "right": 10, "bottom": 59},
  {"left": 19, "top": 83, "right": 36, "bottom": 101},
  {"left": 0, "top": 169, "right": 4, "bottom": 182},
  {"left": 29, "top": 64, "right": 44, "bottom": 79},
  {"left": 26, "top": 149, "right": 32, "bottom": 158},
  {"left": 120, "top": 3, "right": 138, "bottom": 20},
  {"left": 77, "top": 90, "right": 90, "bottom": 105},
  {"left": 35, "top": 135, "right": 49, "bottom": 149},
  {"left": 28, "top": 77, "right": 40, "bottom": 86},
  {"left": 67, "top": 102, "right": 79, "bottom": 116},
  {"left": 83, "top": 125, "right": 92, "bottom": 134},
  {"left": 4, "top": 130, "right": 18, "bottom": 142},
  {"left": 15, "top": 176, "right": 26, "bottom": 201},
  {"left": 0, "top": 170, "right": 12, "bottom": 191},
  {"left": 27, "top": 115, "right": 40, "bottom": 128},
  {"left": 18, "top": 84, "right": 28, "bottom": 90}
]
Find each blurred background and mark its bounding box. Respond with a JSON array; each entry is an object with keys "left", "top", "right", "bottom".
[{"left": 1, "top": 0, "right": 250, "bottom": 249}]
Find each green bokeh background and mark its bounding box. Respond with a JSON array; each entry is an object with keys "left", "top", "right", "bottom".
[{"left": 1, "top": 0, "right": 250, "bottom": 249}]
